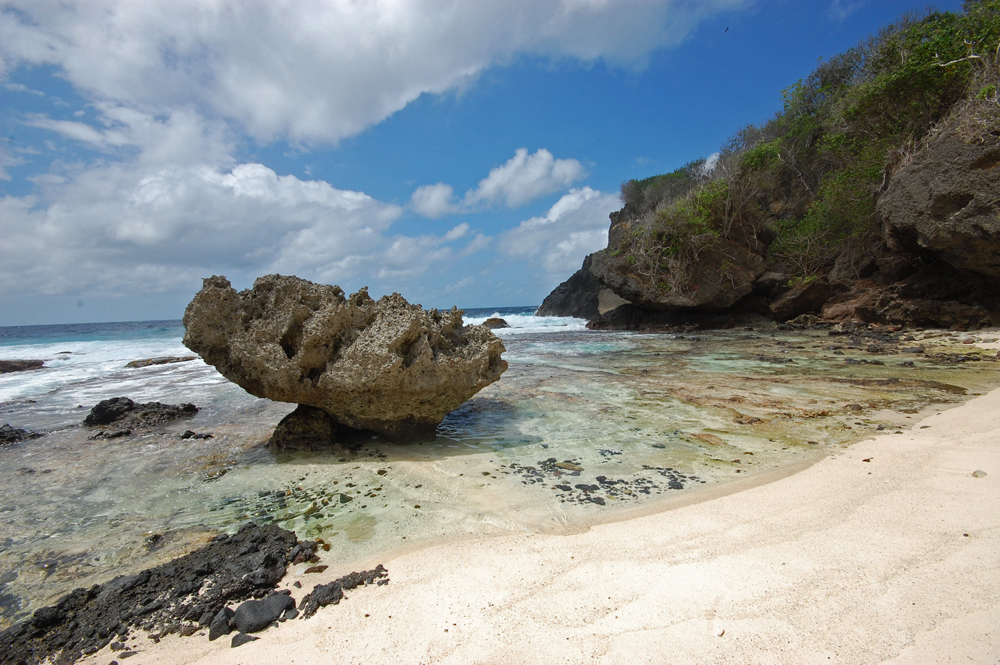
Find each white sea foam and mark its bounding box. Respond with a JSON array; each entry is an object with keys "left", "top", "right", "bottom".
[
  {"left": 0, "top": 336, "right": 199, "bottom": 403},
  {"left": 463, "top": 312, "right": 588, "bottom": 334}
]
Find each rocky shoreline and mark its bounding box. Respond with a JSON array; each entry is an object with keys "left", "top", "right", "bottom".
[{"left": 0, "top": 522, "right": 388, "bottom": 665}]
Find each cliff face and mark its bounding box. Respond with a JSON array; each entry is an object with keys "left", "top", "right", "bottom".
[{"left": 879, "top": 129, "right": 1000, "bottom": 279}]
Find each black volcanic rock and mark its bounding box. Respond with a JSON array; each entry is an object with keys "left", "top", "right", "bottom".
[
  {"left": 233, "top": 592, "right": 295, "bottom": 633},
  {"left": 0, "top": 424, "right": 41, "bottom": 446},
  {"left": 300, "top": 565, "right": 389, "bottom": 619},
  {"left": 208, "top": 607, "right": 234, "bottom": 641},
  {"left": 0, "top": 360, "right": 44, "bottom": 373},
  {"left": 83, "top": 397, "right": 198, "bottom": 438},
  {"left": 0, "top": 523, "right": 296, "bottom": 665}
]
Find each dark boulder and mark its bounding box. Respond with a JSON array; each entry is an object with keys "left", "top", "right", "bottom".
[
  {"left": 769, "top": 277, "right": 831, "bottom": 322},
  {"left": 589, "top": 239, "right": 768, "bottom": 311},
  {"left": 0, "top": 360, "right": 44, "bottom": 373},
  {"left": 208, "top": 607, "right": 234, "bottom": 641},
  {"left": 125, "top": 356, "right": 197, "bottom": 369},
  {"left": 586, "top": 304, "right": 735, "bottom": 332},
  {"left": 233, "top": 592, "right": 295, "bottom": 634},
  {"left": 482, "top": 318, "right": 510, "bottom": 329},
  {"left": 83, "top": 397, "right": 138, "bottom": 426},
  {"left": 267, "top": 405, "right": 344, "bottom": 450},
  {"left": 0, "top": 424, "right": 41, "bottom": 446},
  {"left": 880, "top": 128, "right": 1000, "bottom": 279},
  {"left": 83, "top": 397, "right": 198, "bottom": 438}
]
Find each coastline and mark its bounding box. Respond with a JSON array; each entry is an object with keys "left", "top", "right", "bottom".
[{"left": 83, "top": 382, "right": 1000, "bottom": 664}]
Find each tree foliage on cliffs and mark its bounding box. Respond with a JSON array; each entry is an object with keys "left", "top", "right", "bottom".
[{"left": 614, "top": 0, "right": 1000, "bottom": 286}]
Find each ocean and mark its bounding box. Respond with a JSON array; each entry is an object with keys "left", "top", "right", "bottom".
[{"left": 2, "top": 310, "right": 998, "bottom": 628}]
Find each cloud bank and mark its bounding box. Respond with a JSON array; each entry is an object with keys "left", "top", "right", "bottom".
[{"left": 0, "top": 0, "right": 747, "bottom": 144}]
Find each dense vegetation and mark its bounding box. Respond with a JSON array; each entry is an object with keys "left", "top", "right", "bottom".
[{"left": 617, "top": 0, "right": 1000, "bottom": 284}]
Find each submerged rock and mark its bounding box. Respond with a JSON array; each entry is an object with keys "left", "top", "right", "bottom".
[
  {"left": 0, "top": 424, "right": 41, "bottom": 446},
  {"left": 182, "top": 275, "right": 507, "bottom": 440},
  {"left": 125, "top": 356, "right": 197, "bottom": 369}
]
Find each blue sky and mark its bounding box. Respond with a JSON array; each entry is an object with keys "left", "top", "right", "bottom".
[{"left": 0, "top": 0, "right": 963, "bottom": 326}]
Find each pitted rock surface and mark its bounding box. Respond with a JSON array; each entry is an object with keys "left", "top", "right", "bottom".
[
  {"left": 182, "top": 275, "right": 507, "bottom": 440},
  {"left": 880, "top": 129, "right": 1000, "bottom": 279}
]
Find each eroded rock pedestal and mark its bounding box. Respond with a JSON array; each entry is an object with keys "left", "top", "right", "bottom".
[{"left": 183, "top": 275, "right": 507, "bottom": 440}]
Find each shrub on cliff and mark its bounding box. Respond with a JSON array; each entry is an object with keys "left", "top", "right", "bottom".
[{"left": 613, "top": 0, "right": 1000, "bottom": 284}]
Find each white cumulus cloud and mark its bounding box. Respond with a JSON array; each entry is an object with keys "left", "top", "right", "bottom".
[
  {"left": 497, "top": 186, "right": 620, "bottom": 274},
  {"left": 410, "top": 148, "right": 586, "bottom": 217},
  {"left": 410, "top": 183, "right": 458, "bottom": 218},
  {"left": 464, "top": 148, "right": 586, "bottom": 208},
  {"left": 0, "top": 159, "right": 404, "bottom": 298}
]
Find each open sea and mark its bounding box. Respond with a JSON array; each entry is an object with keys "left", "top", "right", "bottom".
[{"left": 2, "top": 308, "right": 999, "bottom": 628}]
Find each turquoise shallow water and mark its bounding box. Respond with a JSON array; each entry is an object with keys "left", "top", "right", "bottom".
[{"left": 1, "top": 316, "right": 999, "bottom": 628}]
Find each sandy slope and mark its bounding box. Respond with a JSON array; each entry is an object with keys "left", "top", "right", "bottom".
[{"left": 85, "top": 387, "right": 1000, "bottom": 665}]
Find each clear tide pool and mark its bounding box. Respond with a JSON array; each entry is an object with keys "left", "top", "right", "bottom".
[{"left": 2, "top": 312, "right": 998, "bottom": 627}]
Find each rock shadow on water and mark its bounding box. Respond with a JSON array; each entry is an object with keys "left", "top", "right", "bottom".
[{"left": 264, "top": 397, "right": 540, "bottom": 464}]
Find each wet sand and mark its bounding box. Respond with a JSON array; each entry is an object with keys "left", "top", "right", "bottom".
[{"left": 85, "top": 379, "right": 1000, "bottom": 664}]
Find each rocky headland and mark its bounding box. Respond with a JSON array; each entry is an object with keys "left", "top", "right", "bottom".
[
  {"left": 543, "top": 126, "right": 1000, "bottom": 331},
  {"left": 540, "top": 8, "right": 1000, "bottom": 332},
  {"left": 183, "top": 275, "right": 507, "bottom": 441}
]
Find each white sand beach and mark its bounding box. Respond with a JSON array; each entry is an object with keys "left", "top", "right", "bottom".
[{"left": 81, "top": 375, "right": 1000, "bottom": 665}]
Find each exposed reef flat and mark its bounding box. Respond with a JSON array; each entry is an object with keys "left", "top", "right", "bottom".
[
  {"left": 74, "top": 383, "right": 1000, "bottom": 665},
  {"left": 4, "top": 326, "right": 1000, "bottom": 639}
]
